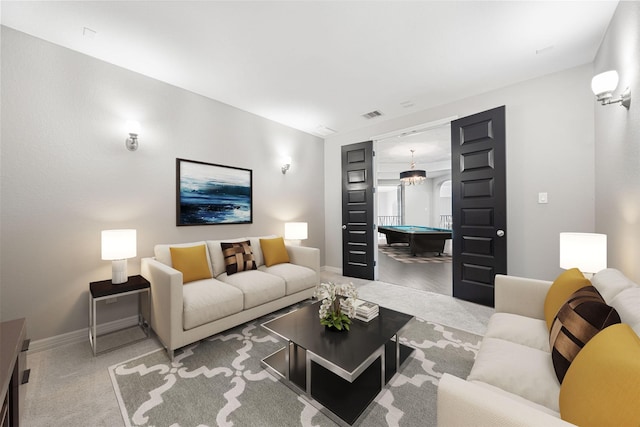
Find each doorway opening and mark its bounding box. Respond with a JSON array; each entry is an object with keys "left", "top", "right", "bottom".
[{"left": 374, "top": 120, "right": 453, "bottom": 296}]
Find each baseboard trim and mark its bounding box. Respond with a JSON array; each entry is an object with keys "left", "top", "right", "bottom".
[{"left": 29, "top": 315, "right": 140, "bottom": 354}]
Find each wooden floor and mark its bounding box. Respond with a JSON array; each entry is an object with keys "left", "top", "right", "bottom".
[{"left": 377, "top": 247, "right": 452, "bottom": 296}]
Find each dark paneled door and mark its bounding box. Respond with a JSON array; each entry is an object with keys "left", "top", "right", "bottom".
[
  {"left": 341, "top": 141, "right": 375, "bottom": 280},
  {"left": 451, "top": 106, "right": 507, "bottom": 307}
]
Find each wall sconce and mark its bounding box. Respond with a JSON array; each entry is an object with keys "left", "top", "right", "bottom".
[
  {"left": 284, "top": 222, "right": 308, "bottom": 246},
  {"left": 559, "top": 232, "right": 607, "bottom": 277},
  {"left": 125, "top": 120, "right": 140, "bottom": 151},
  {"left": 591, "top": 70, "right": 631, "bottom": 109},
  {"left": 281, "top": 156, "right": 292, "bottom": 174},
  {"left": 101, "top": 229, "right": 137, "bottom": 284}
]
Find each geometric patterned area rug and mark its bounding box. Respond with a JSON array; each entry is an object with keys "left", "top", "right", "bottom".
[
  {"left": 109, "top": 303, "right": 480, "bottom": 427},
  {"left": 379, "top": 245, "right": 453, "bottom": 264}
]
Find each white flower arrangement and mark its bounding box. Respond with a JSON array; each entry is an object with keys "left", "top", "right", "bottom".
[{"left": 313, "top": 282, "right": 358, "bottom": 331}]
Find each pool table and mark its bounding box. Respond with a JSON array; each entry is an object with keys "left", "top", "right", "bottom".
[{"left": 378, "top": 225, "right": 452, "bottom": 256}]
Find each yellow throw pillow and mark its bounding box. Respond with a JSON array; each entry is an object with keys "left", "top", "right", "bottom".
[
  {"left": 544, "top": 268, "right": 591, "bottom": 330},
  {"left": 260, "top": 237, "right": 290, "bottom": 267},
  {"left": 559, "top": 323, "right": 640, "bottom": 426},
  {"left": 170, "top": 244, "right": 212, "bottom": 284}
]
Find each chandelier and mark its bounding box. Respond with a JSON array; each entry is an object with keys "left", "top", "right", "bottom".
[{"left": 399, "top": 149, "right": 426, "bottom": 185}]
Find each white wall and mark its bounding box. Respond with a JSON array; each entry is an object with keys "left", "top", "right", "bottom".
[
  {"left": 377, "top": 187, "right": 398, "bottom": 218},
  {"left": 433, "top": 175, "right": 452, "bottom": 227},
  {"left": 593, "top": 2, "right": 640, "bottom": 283},
  {"left": 404, "top": 183, "right": 430, "bottom": 226},
  {"left": 0, "top": 27, "right": 325, "bottom": 341},
  {"left": 325, "top": 64, "right": 596, "bottom": 281}
]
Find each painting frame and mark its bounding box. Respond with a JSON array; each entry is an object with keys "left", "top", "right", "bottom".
[{"left": 176, "top": 158, "right": 253, "bottom": 226}]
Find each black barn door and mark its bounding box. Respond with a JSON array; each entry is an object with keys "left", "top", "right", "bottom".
[
  {"left": 341, "top": 141, "right": 375, "bottom": 280},
  {"left": 451, "top": 106, "right": 507, "bottom": 307}
]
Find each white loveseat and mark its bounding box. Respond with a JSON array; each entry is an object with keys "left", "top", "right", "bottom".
[
  {"left": 141, "top": 237, "right": 320, "bottom": 360},
  {"left": 438, "top": 268, "right": 640, "bottom": 426}
]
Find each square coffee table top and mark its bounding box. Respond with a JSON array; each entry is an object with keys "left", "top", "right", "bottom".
[{"left": 263, "top": 301, "right": 413, "bottom": 374}]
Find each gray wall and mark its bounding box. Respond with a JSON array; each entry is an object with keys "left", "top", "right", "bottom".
[
  {"left": 0, "top": 27, "right": 325, "bottom": 341},
  {"left": 594, "top": 1, "right": 640, "bottom": 283},
  {"left": 325, "top": 64, "right": 596, "bottom": 281}
]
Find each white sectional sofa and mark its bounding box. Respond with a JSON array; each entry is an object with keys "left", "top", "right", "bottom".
[
  {"left": 141, "top": 236, "right": 320, "bottom": 360},
  {"left": 438, "top": 268, "right": 640, "bottom": 426}
]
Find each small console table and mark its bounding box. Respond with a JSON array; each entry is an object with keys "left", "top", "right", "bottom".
[
  {"left": 1, "top": 318, "right": 30, "bottom": 427},
  {"left": 89, "top": 275, "right": 150, "bottom": 356}
]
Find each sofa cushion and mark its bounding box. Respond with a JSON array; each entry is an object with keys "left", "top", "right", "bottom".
[
  {"left": 259, "top": 263, "right": 316, "bottom": 295},
  {"left": 544, "top": 268, "right": 590, "bottom": 330},
  {"left": 155, "top": 241, "right": 213, "bottom": 274},
  {"left": 206, "top": 238, "right": 247, "bottom": 277},
  {"left": 484, "top": 313, "right": 550, "bottom": 352},
  {"left": 559, "top": 323, "right": 640, "bottom": 426},
  {"left": 609, "top": 286, "right": 640, "bottom": 335},
  {"left": 182, "top": 279, "right": 244, "bottom": 330},
  {"left": 169, "top": 244, "right": 213, "bottom": 284},
  {"left": 221, "top": 240, "right": 257, "bottom": 275},
  {"left": 218, "top": 270, "right": 286, "bottom": 309},
  {"left": 549, "top": 286, "right": 620, "bottom": 383},
  {"left": 467, "top": 337, "right": 560, "bottom": 412},
  {"left": 591, "top": 268, "right": 637, "bottom": 302},
  {"left": 260, "top": 237, "right": 290, "bottom": 267},
  {"left": 469, "top": 380, "right": 561, "bottom": 418}
]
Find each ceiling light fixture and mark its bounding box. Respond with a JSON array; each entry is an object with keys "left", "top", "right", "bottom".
[
  {"left": 399, "top": 149, "right": 426, "bottom": 185},
  {"left": 591, "top": 70, "right": 631, "bottom": 109}
]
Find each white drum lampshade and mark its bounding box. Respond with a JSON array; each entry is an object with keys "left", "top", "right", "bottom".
[
  {"left": 559, "top": 232, "right": 607, "bottom": 275},
  {"left": 101, "top": 229, "right": 137, "bottom": 284},
  {"left": 591, "top": 70, "right": 619, "bottom": 99},
  {"left": 284, "top": 222, "right": 308, "bottom": 245}
]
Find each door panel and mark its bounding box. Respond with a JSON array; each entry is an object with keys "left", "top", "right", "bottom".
[
  {"left": 451, "top": 106, "right": 507, "bottom": 307},
  {"left": 342, "top": 141, "right": 375, "bottom": 280}
]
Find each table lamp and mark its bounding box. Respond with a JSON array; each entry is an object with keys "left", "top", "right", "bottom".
[
  {"left": 284, "top": 222, "right": 308, "bottom": 246},
  {"left": 102, "top": 229, "right": 137, "bottom": 284},
  {"left": 559, "top": 232, "right": 607, "bottom": 276}
]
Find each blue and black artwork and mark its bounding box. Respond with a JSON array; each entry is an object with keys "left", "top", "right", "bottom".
[{"left": 177, "top": 159, "right": 252, "bottom": 225}]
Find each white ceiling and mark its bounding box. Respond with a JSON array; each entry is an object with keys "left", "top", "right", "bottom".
[{"left": 1, "top": 1, "right": 617, "bottom": 139}]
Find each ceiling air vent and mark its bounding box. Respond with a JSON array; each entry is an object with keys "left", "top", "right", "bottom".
[{"left": 362, "top": 110, "right": 383, "bottom": 120}]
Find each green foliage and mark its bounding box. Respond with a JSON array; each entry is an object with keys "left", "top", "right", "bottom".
[{"left": 320, "top": 311, "right": 352, "bottom": 331}]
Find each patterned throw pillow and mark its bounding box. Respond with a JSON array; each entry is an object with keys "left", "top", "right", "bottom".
[
  {"left": 221, "top": 241, "right": 256, "bottom": 275},
  {"left": 544, "top": 268, "right": 591, "bottom": 330},
  {"left": 549, "top": 285, "right": 620, "bottom": 383}
]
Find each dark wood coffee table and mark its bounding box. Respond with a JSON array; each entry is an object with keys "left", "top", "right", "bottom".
[{"left": 261, "top": 301, "right": 414, "bottom": 425}]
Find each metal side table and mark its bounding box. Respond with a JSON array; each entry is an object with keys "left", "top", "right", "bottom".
[{"left": 89, "top": 275, "right": 150, "bottom": 356}]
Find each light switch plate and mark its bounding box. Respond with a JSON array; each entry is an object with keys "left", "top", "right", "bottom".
[{"left": 538, "top": 192, "right": 548, "bottom": 204}]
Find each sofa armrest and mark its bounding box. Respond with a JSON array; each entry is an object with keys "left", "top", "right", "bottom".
[
  {"left": 286, "top": 245, "right": 320, "bottom": 274},
  {"left": 437, "top": 374, "right": 574, "bottom": 427},
  {"left": 494, "top": 274, "right": 552, "bottom": 320},
  {"left": 141, "top": 257, "right": 184, "bottom": 352}
]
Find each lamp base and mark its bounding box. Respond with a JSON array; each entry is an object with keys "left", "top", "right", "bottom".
[{"left": 111, "top": 259, "right": 128, "bottom": 284}]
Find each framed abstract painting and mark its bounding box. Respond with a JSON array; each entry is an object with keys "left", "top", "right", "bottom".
[{"left": 176, "top": 158, "right": 253, "bottom": 226}]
